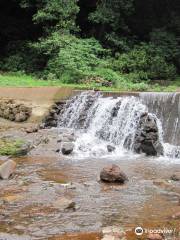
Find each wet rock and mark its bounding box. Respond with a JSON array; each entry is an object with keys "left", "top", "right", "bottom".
[
  {"left": 147, "top": 233, "right": 164, "bottom": 240},
  {"left": 0, "top": 160, "right": 16, "bottom": 179},
  {"left": 58, "top": 134, "right": 76, "bottom": 143},
  {"left": 25, "top": 126, "right": 39, "bottom": 134},
  {"left": 60, "top": 92, "right": 100, "bottom": 129},
  {"left": 172, "top": 212, "right": 180, "bottom": 220},
  {"left": 100, "top": 164, "right": 128, "bottom": 183},
  {"left": 107, "top": 145, "right": 116, "bottom": 152},
  {"left": 133, "top": 113, "right": 164, "bottom": 156},
  {"left": 42, "top": 101, "right": 65, "bottom": 128},
  {"left": 170, "top": 172, "right": 180, "bottom": 181},
  {"left": 16, "top": 142, "right": 31, "bottom": 156},
  {"left": 61, "top": 142, "right": 74, "bottom": 155},
  {"left": 53, "top": 197, "right": 76, "bottom": 210},
  {"left": 0, "top": 100, "right": 31, "bottom": 122}
]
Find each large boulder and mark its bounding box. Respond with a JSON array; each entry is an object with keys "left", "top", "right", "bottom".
[
  {"left": 61, "top": 142, "right": 74, "bottom": 155},
  {"left": 0, "top": 160, "right": 16, "bottom": 179},
  {"left": 100, "top": 164, "right": 128, "bottom": 183},
  {"left": 133, "top": 113, "right": 164, "bottom": 156}
]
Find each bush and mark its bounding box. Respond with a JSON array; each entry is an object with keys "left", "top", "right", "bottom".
[
  {"left": 113, "top": 43, "right": 177, "bottom": 80},
  {"left": 32, "top": 33, "right": 108, "bottom": 83},
  {"left": 0, "top": 41, "right": 44, "bottom": 73},
  {"left": 91, "top": 67, "right": 121, "bottom": 83},
  {"left": 0, "top": 54, "right": 26, "bottom": 72}
]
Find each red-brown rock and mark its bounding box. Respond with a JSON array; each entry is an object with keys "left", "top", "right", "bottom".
[{"left": 100, "top": 164, "right": 128, "bottom": 183}]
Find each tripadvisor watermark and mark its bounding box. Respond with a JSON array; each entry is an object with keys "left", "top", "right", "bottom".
[{"left": 135, "top": 226, "right": 176, "bottom": 236}]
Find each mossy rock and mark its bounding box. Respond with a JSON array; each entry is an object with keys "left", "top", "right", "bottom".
[{"left": 0, "top": 137, "right": 31, "bottom": 156}]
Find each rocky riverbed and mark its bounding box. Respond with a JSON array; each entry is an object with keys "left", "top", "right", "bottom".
[{"left": 0, "top": 125, "right": 179, "bottom": 240}]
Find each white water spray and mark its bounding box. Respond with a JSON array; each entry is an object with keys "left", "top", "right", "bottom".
[{"left": 59, "top": 92, "right": 180, "bottom": 159}]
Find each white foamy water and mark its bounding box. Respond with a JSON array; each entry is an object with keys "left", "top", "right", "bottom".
[{"left": 59, "top": 91, "right": 180, "bottom": 160}]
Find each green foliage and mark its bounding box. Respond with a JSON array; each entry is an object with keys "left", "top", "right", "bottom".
[
  {"left": 113, "top": 44, "right": 177, "bottom": 80},
  {"left": 91, "top": 68, "right": 121, "bottom": 83},
  {"left": 0, "top": 0, "right": 180, "bottom": 87},
  {"left": 89, "top": 0, "right": 134, "bottom": 50},
  {"left": 32, "top": 33, "right": 107, "bottom": 83},
  {"left": 150, "top": 29, "right": 180, "bottom": 69},
  {"left": 33, "top": 0, "right": 79, "bottom": 33},
  {"left": 0, "top": 41, "right": 43, "bottom": 73}
]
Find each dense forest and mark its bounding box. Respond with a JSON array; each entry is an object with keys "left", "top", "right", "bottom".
[{"left": 0, "top": 0, "right": 180, "bottom": 90}]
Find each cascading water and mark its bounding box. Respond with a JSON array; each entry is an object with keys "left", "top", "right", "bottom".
[
  {"left": 59, "top": 91, "right": 180, "bottom": 159},
  {"left": 140, "top": 92, "right": 180, "bottom": 145}
]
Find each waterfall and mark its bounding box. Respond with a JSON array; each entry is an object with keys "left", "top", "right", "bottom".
[
  {"left": 140, "top": 92, "right": 180, "bottom": 146},
  {"left": 59, "top": 91, "right": 180, "bottom": 159}
]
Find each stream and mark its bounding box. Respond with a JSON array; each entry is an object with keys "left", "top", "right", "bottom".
[{"left": 0, "top": 91, "right": 179, "bottom": 240}]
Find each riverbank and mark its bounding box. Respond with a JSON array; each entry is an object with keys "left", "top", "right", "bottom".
[{"left": 0, "top": 72, "right": 180, "bottom": 92}]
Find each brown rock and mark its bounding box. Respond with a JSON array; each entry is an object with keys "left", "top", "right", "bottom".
[
  {"left": 26, "top": 126, "right": 38, "bottom": 134},
  {"left": 15, "top": 112, "right": 28, "bottom": 122},
  {"left": 100, "top": 164, "right": 128, "bottom": 183},
  {"left": 0, "top": 160, "right": 17, "bottom": 179},
  {"left": 147, "top": 233, "right": 164, "bottom": 240}
]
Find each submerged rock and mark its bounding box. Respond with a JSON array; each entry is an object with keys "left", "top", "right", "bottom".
[
  {"left": 133, "top": 113, "right": 164, "bottom": 156},
  {"left": 170, "top": 172, "right": 180, "bottom": 181},
  {"left": 0, "top": 160, "right": 16, "bottom": 179},
  {"left": 53, "top": 197, "right": 76, "bottom": 210},
  {"left": 100, "top": 164, "right": 128, "bottom": 183},
  {"left": 58, "top": 134, "right": 76, "bottom": 143},
  {"left": 61, "top": 142, "right": 74, "bottom": 155},
  {"left": 107, "top": 145, "right": 116, "bottom": 152}
]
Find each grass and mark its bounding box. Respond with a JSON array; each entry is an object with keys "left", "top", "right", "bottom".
[
  {"left": 0, "top": 72, "right": 179, "bottom": 92},
  {"left": 0, "top": 137, "right": 25, "bottom": 156}
]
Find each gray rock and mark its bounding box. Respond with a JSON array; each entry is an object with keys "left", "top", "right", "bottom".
[
  {"left": 133, "top": 113, "right": 164, "bottom": 156},
  {"left": 100, "top": 164, "right": 128, "bottom": 183},
  {"left": 107, "top": 145, "right": 116, "bottom": 152},
  {"left": 16, "top": 142, "right": 31, "bottom": 156},
  {"left": 58, "top": 134, "right": 76, "bottom": 143},
  {"left": 61, "top": 142, "right": 74, "bottom": 155},
  {"left": 53, "top": 197, "right": 76, "bottom": 210},
  {"left": 0, "top": 160, "right": 17, "bottom": 179}
]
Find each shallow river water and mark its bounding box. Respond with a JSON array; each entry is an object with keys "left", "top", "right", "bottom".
[{"left": 0, "top": 128, "right": 179, "bottom": 239}]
